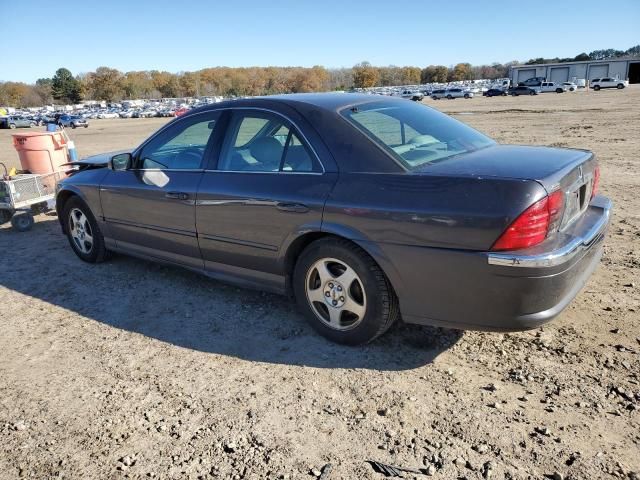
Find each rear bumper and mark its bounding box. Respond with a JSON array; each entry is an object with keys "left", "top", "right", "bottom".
[{"left": 375, "top": 195, "right": 611, "bottom": 331}]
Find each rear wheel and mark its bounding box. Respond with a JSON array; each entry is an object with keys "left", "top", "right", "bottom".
[
  {"left": 446, "top": 95, "right": 453, "bottom": 99},
  {"left": 63, "top": 197, "right": 109, "bottom": 263},
  {"left": 556, "top": 88, "right": 563, "bottom": 93},
  {"left": 11, "top": 212, "right": 34, "bottom": 232},
  {"left": 617, "top": 84, "right": 624, "bottom": 89},
  {"left": 71, "top": 123, "right": 76, "bottom": 129},
  {"left": 9, "top": 123, "right": 16, "bottom": 129},
  {"left": 529, "top": 90, "right": 535, "bottom": 95},
  {"left": 464, "top": 93, "right": 470, "bottom": 99},
  {"left": 293, "top": 238, "right": 399, "bottom": 345},
  {"left": 593, "top": 85, "right": 601, "bottom": 91}
]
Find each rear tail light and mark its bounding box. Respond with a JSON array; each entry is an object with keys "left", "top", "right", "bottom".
[
  {"left": 591, "top": 165, "right": 600, "bottom": 199},
  {"left": 491, "top": 190, "right": 565, "bottom": 251}
]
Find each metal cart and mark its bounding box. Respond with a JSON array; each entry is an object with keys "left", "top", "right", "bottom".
[{"left": 0, "top": 171, "right": 63, "bottom": 231}]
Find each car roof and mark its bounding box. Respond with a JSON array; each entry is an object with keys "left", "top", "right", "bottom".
[{"left": 189, "top": 93, "right": 404, "bottom": 115}]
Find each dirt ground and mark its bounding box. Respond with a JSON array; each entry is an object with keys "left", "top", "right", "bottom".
[{"left": 0, "top": 88, "right": 638, "bottom": 480}]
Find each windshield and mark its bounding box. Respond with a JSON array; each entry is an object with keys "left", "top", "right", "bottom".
[{"left": 341, "top": 101, "right": 495, "bottom": 170}]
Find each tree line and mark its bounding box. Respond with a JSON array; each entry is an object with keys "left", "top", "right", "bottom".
[{"left": 1, "top": 45, "right": 637, "bottom": 108}]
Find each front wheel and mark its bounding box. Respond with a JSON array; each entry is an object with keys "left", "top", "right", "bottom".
[
  {"left": 293, "top": 238, "right": 399, "bottom": 345},
  {"left": 9, "top": 123, "right": 16, "bottom": 129},
  {"left": 593, "top": 85, "right": 600, "bottom": 91},
  {"left": 71, "top": 123, "right": 76, "bottom": 129},
  {"left": 63, "top": 197, "right": 109, "bottom": 263},
  {"left": 617, "top": 84, "right": 624, "bottom": 89},
  {"left": 464, "top": 94, "right": 470, "bottom": 99}
]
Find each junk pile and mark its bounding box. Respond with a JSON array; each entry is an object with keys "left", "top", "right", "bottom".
[{"left": 0, "top": 127, "right": 78, "bottom": 231}]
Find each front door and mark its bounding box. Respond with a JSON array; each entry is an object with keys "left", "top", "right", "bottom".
[{"left": 100, "top": 111, "right": 221, "bottom": 268}]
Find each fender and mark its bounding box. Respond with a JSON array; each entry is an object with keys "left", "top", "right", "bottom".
[{"left": 320, "top": 222, "right": 406, "bottom": 297}]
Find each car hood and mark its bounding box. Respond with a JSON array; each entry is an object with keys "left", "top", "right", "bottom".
[
  {"left": 414, "top": 144, "right": 594, "bottom": 192},
  {"left": 71, "top": 149, "right": 131, "bottom": 167}
]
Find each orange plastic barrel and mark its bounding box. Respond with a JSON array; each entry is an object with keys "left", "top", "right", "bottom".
[{"left": 12, "top": 131, "right": 68, "bottom": 174}]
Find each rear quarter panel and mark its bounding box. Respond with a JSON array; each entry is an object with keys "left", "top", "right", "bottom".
[{"left": 323, "top": 173, "right": 547, "bottom": 251}]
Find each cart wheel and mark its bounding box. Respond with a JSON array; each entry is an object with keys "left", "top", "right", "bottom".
[
  {"left": 0, "top": 209, "right": 14, "bottom": 226},
  {"left": 11, "top": 212, "right": 35, "bottom": 232}
]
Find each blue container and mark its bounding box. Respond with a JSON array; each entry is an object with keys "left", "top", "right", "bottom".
[{"left": 46, "top": 123, "right": 58, "bottom": 132}]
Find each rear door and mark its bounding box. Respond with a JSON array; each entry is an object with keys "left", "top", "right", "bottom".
[
  {"left": 196, "top": 109, "right": 337, "bottom": 281},
  {"left": 100, "top": 111, "right": 221, "bottom": 268}
]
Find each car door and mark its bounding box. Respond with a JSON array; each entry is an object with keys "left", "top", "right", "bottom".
[
  {"left": 196, "top": 109, "right": 338, "bottom": 285},
  {"left": 100, "top": 110, "right": 221, "bottom": 268}
]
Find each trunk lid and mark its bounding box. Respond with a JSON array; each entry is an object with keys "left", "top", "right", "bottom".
[{"left": 414, "top": 144, "right": 598, "bottom": 230}]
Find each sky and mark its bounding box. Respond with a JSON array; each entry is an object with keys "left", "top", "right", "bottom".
[{"left": 1, "top": 0, "right": 638, "bottom": 83}]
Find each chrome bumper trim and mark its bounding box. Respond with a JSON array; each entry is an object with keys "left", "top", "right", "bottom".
[{"left": 487, "top": 196, "right": 611, "bottom": 268}]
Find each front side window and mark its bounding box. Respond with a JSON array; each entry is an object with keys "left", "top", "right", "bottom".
[
  {"left": 218, "top": 111, "right": 319, "bottom": 173},
  {"left": 137, "top": 112, "right": 219, "bottom": 170},
  {"left": 341, "top": 101, "right": 495, "bottom": 170}
]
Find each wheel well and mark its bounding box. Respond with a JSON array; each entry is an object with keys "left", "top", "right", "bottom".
[
  {"left": 283, "top": 232, "right": 399, "bottom": 300},
  {"left": 56, "top": 190, "right": 77, "bottom": 232}
]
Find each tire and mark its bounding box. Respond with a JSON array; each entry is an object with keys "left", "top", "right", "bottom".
[
  {"left": 464, "top": 94, "right": 470, "bottom": 99},
  {"left": 617, "top": 84, "right": 624, "bottom": 89},
  {"left": 71, "top": 123, "right": 76, "bottom": 129},
  {"left": 0, "top": 209, "right": 14, "bottom": 225},
  {"left": 593, "top": 85, "right": 600, "bottom": 91},
  {"left": 84, "top": 125, "right": 88, "bottom": 128},
  {"left": 446, "top": 95, "right": 453, "bottom": 100},
  {"left": 529, "top": 91, "right": 535, "bottom": 95},
  {"left": 293, "top": 238, "right": 399, "bottom": 345},
  {"left": 9, "top": 123, "right": 16, "bottom": 129},
  {"left": 29, "top": 122, "right": 36, "bottom": 127},
  {"left": 10, "top": 212, "right": 34, "bottom": 232},
  {"left": 63, "top": 196, "right": 109, "bottom": 263},
  {"left": 556, "top": 88, "right": 563, "bottom": 93},
  {"left": 431, "top": 96, "right": 437, "bottom": 100}
]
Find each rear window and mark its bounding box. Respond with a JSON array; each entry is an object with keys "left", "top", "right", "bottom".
[{"left": 341, "top": 101, "right": 495, "bottom": 170}]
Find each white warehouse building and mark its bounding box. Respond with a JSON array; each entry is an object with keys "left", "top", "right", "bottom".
[{"left": 509, "top": 58, "right": 640, "bottom": 85}]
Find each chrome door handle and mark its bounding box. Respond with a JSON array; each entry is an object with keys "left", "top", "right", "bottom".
[
  {"left": 276, "top": 202, "right": 309, "bottom": 213},
  {"left": 166, "top": 191, "right": 189, "bottom": 200}
]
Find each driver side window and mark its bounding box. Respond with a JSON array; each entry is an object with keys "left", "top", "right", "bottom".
[{"left": 137, "top": 112, "right": 219, "bottom": 170}]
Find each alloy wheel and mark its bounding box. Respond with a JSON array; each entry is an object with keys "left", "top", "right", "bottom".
[
  {"left": 69, "top": 208, "right": 94, "bottom": 254},
  {"left": 305, "top": 257, "right": 367, "bottom": 331}
]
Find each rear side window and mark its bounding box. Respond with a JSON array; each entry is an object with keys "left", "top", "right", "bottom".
[
  {"left": 218, "top": 111, "right": 320, "bottom": 173},
  {"left": 341, "top": 101, "right": 495, "bottom": 170}
]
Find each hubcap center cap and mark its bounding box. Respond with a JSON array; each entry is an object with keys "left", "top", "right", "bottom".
[{"left": 323, "top": 281, "right": 345, "bottom": 308}]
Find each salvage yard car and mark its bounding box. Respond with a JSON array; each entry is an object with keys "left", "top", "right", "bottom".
[
  {"left": 509, "top": 85, "right": 539, "bottom": 96},
  {"left": 55, "top": 94, "right": 611, "bottom": 345},
  {"left": 590, "top": 77, "right": 628, "bottom": 90},
  {"left": 0, "top": 115, "right": 36, "bottom": 129},
  {"left": 58, "top": 114, "right": 89, "bottom": 129}
]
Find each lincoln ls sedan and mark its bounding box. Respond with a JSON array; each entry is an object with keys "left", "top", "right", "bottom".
[{"left": 56, "top": 94, "right": 611, "bottom": 345}]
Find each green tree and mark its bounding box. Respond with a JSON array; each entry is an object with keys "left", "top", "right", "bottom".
[{"left": 51, "top": 68, "right": 82, "bottom": 103}]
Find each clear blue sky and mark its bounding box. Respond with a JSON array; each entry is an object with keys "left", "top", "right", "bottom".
[{"left": 1, "top": 0, "right": 638, "bottom": 83}]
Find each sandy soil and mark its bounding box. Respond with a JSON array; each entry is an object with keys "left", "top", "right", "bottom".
[{"left": 0, "top": 88, "right": 638, "bottom": 480}]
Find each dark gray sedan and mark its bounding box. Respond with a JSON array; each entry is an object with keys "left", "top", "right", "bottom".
[{"left": 55, "top": 94, "right": 611, "bottom": 345}]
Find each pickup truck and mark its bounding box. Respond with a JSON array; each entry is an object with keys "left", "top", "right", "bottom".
[
  {"left": 590, "top": 77, "right": 629, "bottom": 90},
  {"left": 539, "top": 81, "right": 566, "bottom": 93}
]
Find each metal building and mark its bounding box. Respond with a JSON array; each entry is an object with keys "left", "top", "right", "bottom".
[{"left": 510, "top": 58, "right": 640, "bottom": 85}]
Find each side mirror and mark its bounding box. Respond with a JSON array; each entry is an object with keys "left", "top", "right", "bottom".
[{"left": 109, "top": 152, "right": 132, "bottom": 171}]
